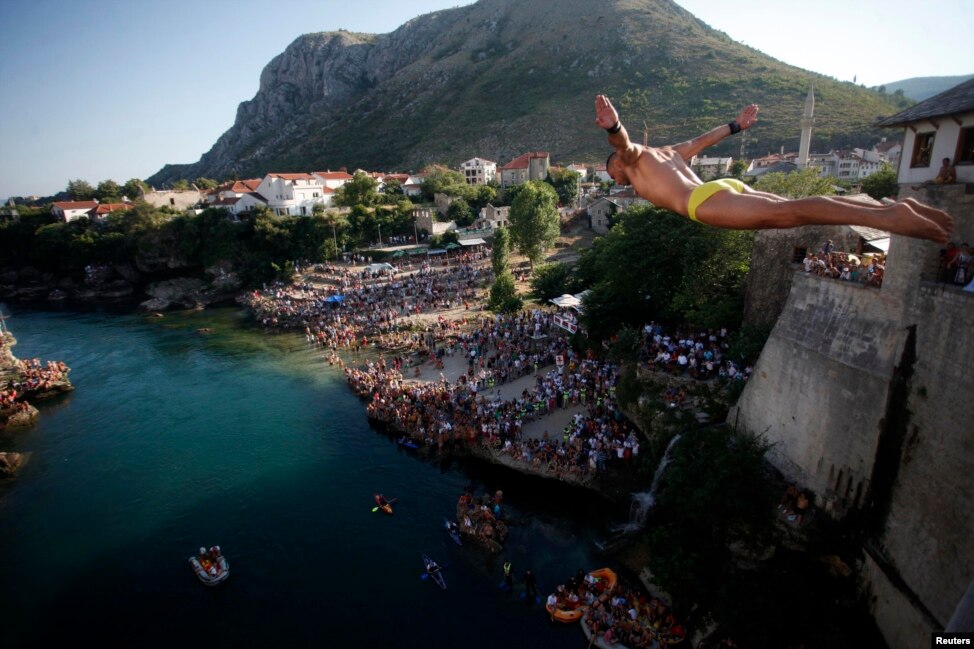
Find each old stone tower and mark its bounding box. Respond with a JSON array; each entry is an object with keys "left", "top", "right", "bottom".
[
  {"left": 797, "top": 87, "right": 814, "bottom": 169},
  {"left": 731, "top": 80, "right": 974, "bottom": 649}
]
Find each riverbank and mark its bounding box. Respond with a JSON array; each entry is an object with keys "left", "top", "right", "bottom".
[{"left": 0, "top": 330, "right": 72, "bottom": 437}]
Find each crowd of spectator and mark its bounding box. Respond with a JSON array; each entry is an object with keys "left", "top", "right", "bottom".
[
  {"left": 241, "top": 260, "right": 493, "bottom": 351},
  {"left": 12, "top": 358, "right": 70, "bottom": 395},
  {"left": 638, "top": 322, "right": 751, "bottom": 384},
  {"left": 802, "top": 242, "right": 886, "bottom": 288},
  {"left": 342, "top": 310, "right": 642, "bottom": 484},
  {"left": 582, "top": 583, "right": 687, "bottom": 648}
]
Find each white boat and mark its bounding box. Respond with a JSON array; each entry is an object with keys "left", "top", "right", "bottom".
[{"left": 188, "top": 546, "right": 229, "bottom": 586}]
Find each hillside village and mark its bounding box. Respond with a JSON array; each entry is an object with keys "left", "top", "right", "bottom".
[{"left": 46, "top": 87, "right": 906, "bottom": 253}]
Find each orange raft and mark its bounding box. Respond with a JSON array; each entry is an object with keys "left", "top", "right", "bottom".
[{"left": 545, "top": 567, "right": 618, "bottom": 623}]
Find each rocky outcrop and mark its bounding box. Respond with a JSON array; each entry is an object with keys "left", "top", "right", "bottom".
[
  {"left": 147, "top": 0, "right": 908, "bottom": 186},
  {"left": 0, "top": 332, "right": 72, "bottom": 432},
  {"left": 139, "top": 270, "right": 242, "bottom": 311},
  {"left": 0, "top": 265, "right": 136, "bottom": 302},
  {"left": 0, "top": 452, "right": 28, "bottom": 479}
]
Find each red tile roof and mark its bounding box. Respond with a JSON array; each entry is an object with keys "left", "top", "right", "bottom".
[
  {"left": 269, "top": 173, "right": 316, "bottom": 181},
  {"left": 501, "top": 151, "right": 550, "bottom": 170},
  {"left": 93, "top": 202, "right": 133, "bottom": 215},
  {"left": 53, "top": 201, "right": 99, "bottom": 210},
  {"left": 314, "top": 171, "right": 353, "bottom": 180}
]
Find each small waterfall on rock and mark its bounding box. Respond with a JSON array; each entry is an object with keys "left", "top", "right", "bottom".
[{"left": 613, "top": 434, "right": 682, "bottom": 534}]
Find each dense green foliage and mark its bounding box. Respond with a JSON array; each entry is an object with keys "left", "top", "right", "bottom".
[
  {"left": 486, "top": 271, "right": 522, "bottom": 314},
  {"left": 545, "top": 168, "right": 580, "bottom": 207},
  {"left": 646, "top": 427, "right": 775, "bottom": 618},
  {"left": 753, "top": 168, "right": 835, "bottom": 198},
  {"left": 576, "top": 206, "right": 752, "bottom": 341},
  {"left": 508, "top": 181, "right": 560, "bottom": 269},
  {"left": 529, "top": 262, "right": 577, "bottom": 302},
  {"left": 334, "top": 171, "right": 380, "bottom": 207},
  {"left": 0, "top": 202, "right": 369, "bottom": 285},
  {"left": 66, "top": 179, "right": 95, "bottom": 201},
  {"left": 491, "top": 227, "right": 510, "bottom": 276},
  {"left": 447, "top": 197, "right": 474, "bottom": 227},
  {"left": 419, "top": 164, "right": 466, "bottom": 201},
  {"left": 860, "top": 162, "right": 899, "bottom": 200}
]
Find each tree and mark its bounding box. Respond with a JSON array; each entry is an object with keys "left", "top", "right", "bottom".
[
  {"left": 96, "top": 180, "right": 121, "bottom": 202},
  {"left": 860, "top": 163, "right": 899, "bottom": 201},
  {"left": 508, "top": 180, "right": 560, "bottom": 269},
  {"left": 753, "top": 168, "right": 834, "bottom": 198},
  {"left": 487, "top": 272, "right": 523, "bottom": 314},
  {"left": 546, "top": 168, "right": 580, "bottom": 207},
  {"left": 420, "top": 164, "right": 465, "bottom": 200},
  {"left": 67, "top": 179, "right": 95, "bottom": 200},
  {"left": 334, "top": 171, "right": 379, "bottom": 208},
  {"left": 491, "top": 227, "right": 511, "bottom": 276},
  {"left": 646, "top": 428, "right": 776, "bottom": 639},
  {"left": 122, "top": 178, "right": 147, "bottom": 200},
  {"left": 468, "top": 184, "right": 497, "bottom": 213},
  {"left": 530, "top": 262, "right": 576, "bottom": 302},
  {"left": 575, "top": 205, "right": 752, "bottom": 341},
  {"left": 730, "top": 159, "right": 748, "bottom": 178},
  {"left": 381, "top": 178, "right": 404, "bottom": 198},
  {"left": 194, "top": 177, "right": 219, "bottom": 190},
  {"left": 447, "top": 197, "right": 474, "bottom": 227},
  {"left": 172, "top": 179, "right": 190, "bottom": 191}
]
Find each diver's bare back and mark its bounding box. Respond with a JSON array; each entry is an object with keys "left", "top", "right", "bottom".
[{"left": 627, "top": 145, "right": 701, "bottom": 215}]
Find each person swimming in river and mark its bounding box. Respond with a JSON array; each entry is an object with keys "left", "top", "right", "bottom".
[{"left": 595, "top": 94, "right": 953, "bottom": 244}]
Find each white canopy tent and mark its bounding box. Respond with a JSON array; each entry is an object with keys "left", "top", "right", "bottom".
[{"left": 549, "top": 294, "right": 581, "bottom": 308}]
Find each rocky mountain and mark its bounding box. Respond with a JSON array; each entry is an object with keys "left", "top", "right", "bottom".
[{"left": 148, "top": 0, "right": 912, "bottom": 185}]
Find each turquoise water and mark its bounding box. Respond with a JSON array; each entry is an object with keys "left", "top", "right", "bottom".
[{"left": 0, "top": 305, "right": 617, "bottom": 648}]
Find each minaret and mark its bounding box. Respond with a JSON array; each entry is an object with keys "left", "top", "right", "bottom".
[{"left": 797, "top": 86, "right": 815, "bottom": 169}]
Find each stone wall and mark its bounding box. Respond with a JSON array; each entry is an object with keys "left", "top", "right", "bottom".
[
  {"left": 731, "top": 184, "right": 974, "bottom": 649},
  {"left": 742, "top": 224, "right": 879, "bottom": 328},
  {"left": 732, "top": 273, "right": 906, "bottom": 516}
]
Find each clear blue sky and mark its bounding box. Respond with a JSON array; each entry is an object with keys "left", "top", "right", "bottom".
[{"left": 1, "top": 0, "right": 971, "bottom": 200}]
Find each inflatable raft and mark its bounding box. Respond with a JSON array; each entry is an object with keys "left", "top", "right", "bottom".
[
  {"left": 189, "top": 546, "right": 229, "bottom": 586},
  {"left": 545, "top": 567, "right": 617, "bottom": 623}
]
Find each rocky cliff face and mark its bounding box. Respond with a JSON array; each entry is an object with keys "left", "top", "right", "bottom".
[{"left": 149, "top": 0, "right": 907, "bottom": 185}]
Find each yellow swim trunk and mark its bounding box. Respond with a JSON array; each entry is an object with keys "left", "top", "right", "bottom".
[{"left": 687, "top": 178, "right": 747, "bottom": 222}]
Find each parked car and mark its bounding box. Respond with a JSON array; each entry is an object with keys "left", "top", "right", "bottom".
[{"left": 365, "top": 262, "right": 395, "bottom": 276}]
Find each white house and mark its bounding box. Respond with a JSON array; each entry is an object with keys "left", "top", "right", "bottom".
[
  {"left": 606, "top": 188, "right": 649, "bottom": 209},
  {"left": 91, "top": 202, "right": 134, "bottom": 222},
  {"left": 459, "top": 158, "right": 497, "bottom": 185},
  {"left": 566, "top": 163, "right": 589, "bottom": 180},
  {"left": 877, "top": 77, "right": 974, "bottom": 186},
  {"left": 592, "top": 164, "right": 611, "bottom": 183},
  {"left": 690, "top": 155, "right": 733, "bottom": 180},
  {"left": 256, "top": 173, "right": 327, "bottom": 216},
  {"left": 587, "top": 197, "right": 623, "bottom": 235},
  {"left": 51, "top": 200, "right": 99, "bottom": 222},
  {"left": 313, "top": 170, "right": 353, "bottom": 191}
]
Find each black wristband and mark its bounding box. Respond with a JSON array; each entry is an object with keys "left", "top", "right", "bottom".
[
  {"left": 606, "top": 121, "right": 622, "bottom": 135},
  {"left": 728, "top": 120, "right": 741, "bottom": 135}
]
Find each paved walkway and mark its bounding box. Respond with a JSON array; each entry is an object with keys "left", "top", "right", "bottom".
[{"left": 405, "top": 345, "right": 585, "bottom": 442}]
